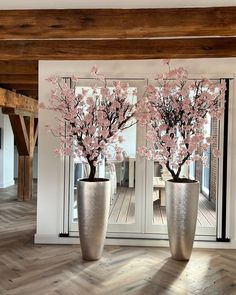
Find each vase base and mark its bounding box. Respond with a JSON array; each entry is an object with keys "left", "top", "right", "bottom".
[
  {"left": 171, "top": 255, "right": 190, "bottom": 261},
  {"left": 82, "top": 255, "right": 102, "bottom": 261}
]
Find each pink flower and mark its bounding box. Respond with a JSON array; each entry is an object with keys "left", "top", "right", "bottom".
[{"left": 135, "top": 61, "right": 225, "bottom": 180}]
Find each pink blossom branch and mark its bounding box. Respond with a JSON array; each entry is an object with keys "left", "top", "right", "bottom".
[
  {"left": 136, "top": 62, "right": 226, "bottom": 181},
  {"left": 41, "top": 68, "right": 137, "bottom": 181}
]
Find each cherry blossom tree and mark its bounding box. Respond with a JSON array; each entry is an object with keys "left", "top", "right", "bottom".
[
  {"left": 40, "top": 67, "right": 136, "bottom": 181},
  {"left": 136, "top": 61, "right": 226, "bottom": 182}
]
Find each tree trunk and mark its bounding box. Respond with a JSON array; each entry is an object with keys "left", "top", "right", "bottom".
[
  {"left": 88, "top": 160, "right": 96, "bottom": 181},
  {"left": 166, "top": 161, "right": 178, "bottom": 181}
]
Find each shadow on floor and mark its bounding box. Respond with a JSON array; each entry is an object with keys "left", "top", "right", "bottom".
[{"left": 140, "top": 257, "right": 188, "bottom": 294}]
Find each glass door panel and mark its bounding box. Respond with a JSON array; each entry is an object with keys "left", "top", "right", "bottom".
[
  {"left": 69, "top": 78, "right": 146, "bottom": 234},
  {"left": 68, "top": 76, "right": 227, "bottom": 241},
  {"left": 145, "top": 107, "right": 223, "bottom": 239},
  {"left": 108, "top": 122, "right": 136, "bottom": 226}
]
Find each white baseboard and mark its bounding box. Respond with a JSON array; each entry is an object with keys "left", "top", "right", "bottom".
[{"left": 34, "top": 234, "right": 236, "bottom": 249}]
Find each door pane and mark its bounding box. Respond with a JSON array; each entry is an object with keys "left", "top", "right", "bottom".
[
  {"left": 108, "top": 121, "right": 136, "bottom": 225},
  {"left": 72, "top": 86, "right": 138, "bottom": 226},
  {"left": 151, "top": 116, "right": 218, "bottom": 233}
]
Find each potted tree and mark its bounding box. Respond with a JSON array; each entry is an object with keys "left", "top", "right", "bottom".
[
  {"left": 41, "top": 67, "right": 136, "bottom": 260},
  {"left": 136, "top": 60, "right": 226, "bottom": 260}
]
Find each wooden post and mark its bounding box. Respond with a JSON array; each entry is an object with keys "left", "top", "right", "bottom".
[
  {"left": 1, "top": 94, "right": 38, "bottom": 201},
  {"left": 17, "top": 156, "right": 25, "bottom": 201},
  {"left": 17, "top": 155, "right": 34, "bottom": 202},
  {"left": 22, "top": 116, "right": 34, "bottom": 201},
  {"left": 4, "top": 112, "right": 38, "bottom": 201},
  {"left": 23, "top": 156, "right": 33, "bottom": 201}
]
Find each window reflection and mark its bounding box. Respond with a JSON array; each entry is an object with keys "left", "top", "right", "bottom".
[
  {"left": 73, "top": 86, "right": 137, "bottom": 225},
  {"left": 152, "top": 115, "right": 217, "bottom": 228}
]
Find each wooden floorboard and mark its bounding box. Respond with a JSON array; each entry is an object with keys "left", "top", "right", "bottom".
[
  {"left": 109, "top": 187, "right": 216, "bottom": 227},
  {"left": 126, "top": 189, "right": 135, "bottom": 224},
  {"left": 0, "top": 184, "right": 236, "bottom": 294}
]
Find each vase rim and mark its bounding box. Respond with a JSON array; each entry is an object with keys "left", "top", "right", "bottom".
[
  {"left": 78, "top": 178, "right": 110, "bottom": 183},
  {"left": 166, "top": 179, "right": 199, "bottom": 184}
]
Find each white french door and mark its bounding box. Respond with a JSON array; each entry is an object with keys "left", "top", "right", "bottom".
[
  {"left": 67, "top": 76, "right": 231, "bottom": 242},
  {"left": 144, "top": 78, "right": 230, "bottom": 241},
  {"left": 68, "top": 77, "right": 147, "bottom": 236}
]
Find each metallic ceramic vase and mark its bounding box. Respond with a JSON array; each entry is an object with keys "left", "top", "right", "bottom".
[
  {"left": 166, "top": 180, "right": 199, "bottom": 261},
  {"left": 77, "top": 179, "right": 111, "bottom": 261}
]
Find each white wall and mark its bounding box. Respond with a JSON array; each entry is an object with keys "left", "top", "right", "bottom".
[
  {"left": 0, "top": 110, "right": 14, "bottom": 188},
  {"left": 36, "top": 59, "right": 236, "bottom": 247}
]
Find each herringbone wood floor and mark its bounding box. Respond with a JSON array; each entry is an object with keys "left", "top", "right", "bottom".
[{"left": 1, "top": 185, "right": 236, "bottom": 295}]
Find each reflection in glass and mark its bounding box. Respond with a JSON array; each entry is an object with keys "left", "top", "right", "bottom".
[
  {"left": 72, "top": 86, "right": 137, "bottom": 225},
  {"left": 152, "top": 116, "right": 217, "bottom": 228}
]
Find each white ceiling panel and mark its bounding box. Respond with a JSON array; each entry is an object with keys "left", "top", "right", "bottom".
[{"left": 0, "top": 0, "right": 235, "bottom": 10}]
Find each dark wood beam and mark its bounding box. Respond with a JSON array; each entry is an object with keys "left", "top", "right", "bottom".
[
  {"left": 0, "top": 38, "right": 235, "bottom": 60},
  {"left": 0, "top": 84, "right": 38, "bottom": 91},
  {"left": 7, "top": 115, "right": 37, "bottom": 201},
  {"left": 17, "top": 156, "right": 25, "bottom": 201},
  {"left": 0, "top": 7, "right": 236, "bottom": 39},
  {"left": 0, "top": 88, "right": 38, "bottom": 113},
  {"left": 0, "top": 84, "right": 38, "bottom": 99},
  {"left": 8, "top": 114, "right": 29, "bottom": 156},
  {"left": 0, "top": 61, "right": 38, "bottom": 74},
  {"left": 0, "top": 74, "right": 37, "bottom": 84},
  {"left": 22, "top": 116, "right": 35, "bottom": 201},
  {"left": 2, "top": 107, "right": 38, "bottom": 117},
  {"left": 15, "top": 90, "right": 38, "bottom": 98}
]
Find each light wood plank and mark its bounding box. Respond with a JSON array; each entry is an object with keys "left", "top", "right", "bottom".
[
  {"left": 126, "top": 189, "right": 135, "bottom": 224},
  {"left": 153, "top": 203, "right": 163, "bottom": 225},
  {"left": 1, "top": 184, "right": 236, "bottom": 295},
  {"left": 111, "top": 187, "right": 215, "bottom": 227},
  {"left": 117, "top": 188, "right": 132, "bottom": 224},
  {"left": 109, "top": 187, "right": 126, "bottom": 223},
  {"left": 0, "top": 88, "right": 38, "bottom": 113}
]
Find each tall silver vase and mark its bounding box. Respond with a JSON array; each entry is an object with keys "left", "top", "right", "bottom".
[
  {"left": 77, "top": 179, "right": 111, "bottom": 261},
  {"left": 166, "top": 180, "right": 199, "bottom": 261}
]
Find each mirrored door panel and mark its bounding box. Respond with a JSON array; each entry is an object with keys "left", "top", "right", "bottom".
[
  {"left": 145, "top": 115, "right": 222, "bottom": 238},
  {"left": 69, "top": 78, "right": 146, "bottom": 234}
]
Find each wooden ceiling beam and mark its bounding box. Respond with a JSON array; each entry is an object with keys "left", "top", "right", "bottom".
[
  {"left": 0, "top": 38, "right": 235, "bottom": 60},
  {"left": 2, "top": 107, "right": 38, "bottom": 117},
  {"left": 7, "top": 114, "right": 29, "bottom": 156},
  {"left": 0, "top": 87, "right": 38, "bottom": 113},
  {"left": 16, "top": 90, "right": 38, "bottom": 98},
  {"left": 6, "top": 114, "right": 37, "bottom": 201},
  {"left": 0, "top": 61, "right": 38, "bottom": 74},
  {"left": 0, "top": 7, "right": 236, "bottom": 39},
  {"left": 0, "top": 74, "right": 37, "bottom": 84},
  {"left": 0, "top": 83, "right": 38, "bottom": 91}
]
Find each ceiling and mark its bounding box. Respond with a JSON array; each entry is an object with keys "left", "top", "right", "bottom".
[
  {"left": 0, "top": 0, "right": 235, "bottom": 9},
  {"left": 0, "top": 5, "right": 236, "bottom": 101}
]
